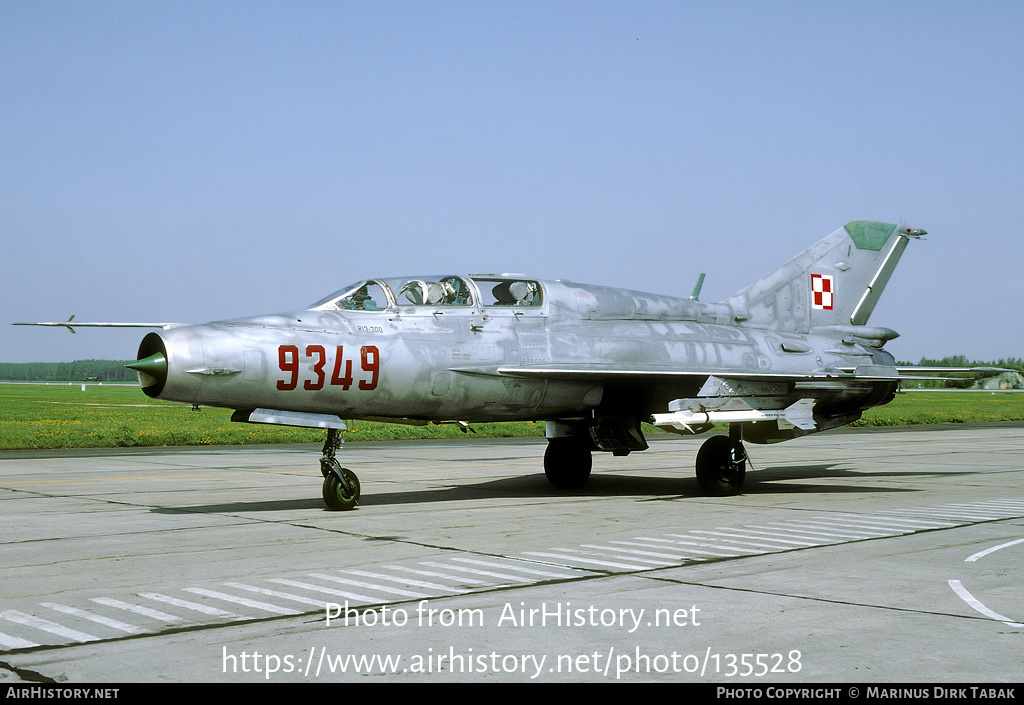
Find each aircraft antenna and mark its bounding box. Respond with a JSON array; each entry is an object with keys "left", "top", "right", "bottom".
[{"left": 690, "top": 273, "right": 706, "bottom": 300}]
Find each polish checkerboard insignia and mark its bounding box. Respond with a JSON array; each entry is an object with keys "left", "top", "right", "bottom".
[{"left": 811, "top": 273, "right": 834, "bottom": 310}]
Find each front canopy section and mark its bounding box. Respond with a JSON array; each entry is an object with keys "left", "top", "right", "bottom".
[{"left": 310, "top": 280, "right": 392, "bottom": 311}]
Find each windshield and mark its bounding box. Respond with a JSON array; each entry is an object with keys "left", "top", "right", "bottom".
[{"left": 310, "top": 280, "right": 390, "bottom": 311}]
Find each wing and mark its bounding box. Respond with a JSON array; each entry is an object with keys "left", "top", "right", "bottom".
[
  {"left": 459, "top": 364, "right": 899, "bottom": 436},
  {"left": 464, "top": 362, "right": 1010, "bottom": 384},
  {"left": 453, "top": 363, "right": 903, "bottom": 383}
]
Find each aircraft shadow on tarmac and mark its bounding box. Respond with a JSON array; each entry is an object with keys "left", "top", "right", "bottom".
[{"left": 147, "top": 462, "right": 974, "bottom": 514}]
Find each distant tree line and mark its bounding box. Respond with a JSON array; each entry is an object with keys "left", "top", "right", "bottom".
[
  {"left": 901, "top": 355, "right": 1024, "bottom": 370},
  {"left": 0, "top": 360, "right": 137, "bottom": 382},
  {"left": 896, "top": 356, "right": 1024, "bottom": 389}
]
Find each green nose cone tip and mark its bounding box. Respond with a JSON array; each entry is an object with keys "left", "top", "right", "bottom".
[{"left": 125, "top": 353, "right": 167, "bottom": 380}]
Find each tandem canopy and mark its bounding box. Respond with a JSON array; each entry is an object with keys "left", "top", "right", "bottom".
[{"left": 310, "top": 276, "right": 543, "bottom": 311}]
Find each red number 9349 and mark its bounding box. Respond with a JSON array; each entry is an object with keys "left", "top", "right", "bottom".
[{"left": 276, "top": 344, "right": 379, "bottom": 392}]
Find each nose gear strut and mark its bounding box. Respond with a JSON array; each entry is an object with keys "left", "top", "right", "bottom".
[{"left": 320, "top": 428, "right": 360, "bottom": 510}]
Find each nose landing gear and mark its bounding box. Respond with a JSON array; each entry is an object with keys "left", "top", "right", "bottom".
[{"left": 320, "top": 428, "right": 360, "bottom": 510}]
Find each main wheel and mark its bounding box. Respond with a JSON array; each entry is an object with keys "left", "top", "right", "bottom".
[
  {"left": 544, "top": 437, "right": 592, "bottom": 489},
  {"left": 322, "top": 468, "right": 360, "bottom": 510},
  {"left": 695, "top": 435, "right": 746, "bottom": 496}
]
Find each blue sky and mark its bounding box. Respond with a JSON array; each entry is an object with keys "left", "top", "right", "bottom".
[{"left": 2, "top": 0, "right": 1022, "bottom": 364}]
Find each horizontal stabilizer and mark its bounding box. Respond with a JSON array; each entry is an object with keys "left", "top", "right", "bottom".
[
  {"left": 894, "top": 366, "right": 1011, "bottom": 377},
  {"left": 836, "top": 365, "right": 1014, "bottom": 380}
]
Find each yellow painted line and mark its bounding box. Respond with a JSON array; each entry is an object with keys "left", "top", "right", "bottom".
[
  {"left": 39, "top": 402, "right": 170, "bottom": 408},
  {"left": 1, "top": 473, "right": 246, "bottom": 486}
]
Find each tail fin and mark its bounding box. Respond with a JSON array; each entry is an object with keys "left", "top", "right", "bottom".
[{"left": 722, "top": 221, "right": 925, "bottom": 334}]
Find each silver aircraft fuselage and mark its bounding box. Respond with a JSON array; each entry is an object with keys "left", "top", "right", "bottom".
[
  {"left": 134, "top": 275, "right": 897, "bottom": 432},
  {"left": 48, "top": 220, "right": 947, "bottom": 507}
]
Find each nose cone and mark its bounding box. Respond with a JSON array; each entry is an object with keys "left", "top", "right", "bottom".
[
  {"left": 128, "top": 332, "right": 170, "bottom": 397},
  {"left": 128, "top": 327, "right": 211, "bottom": 404},
  {"left": 125, "top": 351, "right": 167, "bottom": 391},
  {"left": 125, "top": 351, "right": 167, "bottom": 376}
]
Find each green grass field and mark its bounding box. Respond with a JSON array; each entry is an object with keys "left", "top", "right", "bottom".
[
  {"left": 1, "top": 383, "right": 1022, "bottom": 450},
  {"left": 0, "top": 383, "right": 546, "bottom": 449}
]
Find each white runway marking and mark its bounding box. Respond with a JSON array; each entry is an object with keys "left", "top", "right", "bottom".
[
  {"left": 182, "top": 588, "right": 302, "bottom": 615},
  {"left": 0, "top": 610, "right": 98, "bottom": 643},
  {"left": 341, "top": 568, "right": 470, "bottom": 593},
  {"left": 224, "top": 582, "right": 335, "bottom": 607},
  {"left": 139, "top": 593, "right": 242, "bottom": 619},
  {"left": 965, "top": 537, "right": 1024, "bottom": 562},
  {"left": 90, "top": 597, "right": 185, "bottom": 623},
  {"left": 40, "top": 603, "right": 145, "bottom": 634},
  {"left": 266, "top": 577, "right": 379, "bottom": 603},
  {"left": 449, "top": 557, "right": 583, "bottom": 580},
  {"left": 947, "top": 580, "right": 1023, "bottom": 629},
  {"left": 307, "top": 572, "right": 432, "bottom": 599},
  {"left": 0, "top": 630, "right": 40, "bottom": 650}
]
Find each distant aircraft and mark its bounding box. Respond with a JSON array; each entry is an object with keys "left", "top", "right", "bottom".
[{"left": 15, "top": 221, "right": 998, "bottom": 510}]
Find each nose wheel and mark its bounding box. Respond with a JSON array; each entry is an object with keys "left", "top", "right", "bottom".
[
  {"left": 322, "top": 466, "right": 360, "bottom": 511},
  {"left": 320, "top": 428, "right": 360, "bottom": 510}
]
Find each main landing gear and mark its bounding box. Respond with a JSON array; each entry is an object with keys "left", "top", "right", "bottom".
[
  {"left": 694, "top": 434, "right": 747, "bottom": 496},
  {"left": 320, "top": 428, "right": 360, "bottom": 510},
  {"left": 543, "top": 437, "right": 592, "bottom": 489},
  {"left": 319, "top": 424, "right": 747, "bottom": 509},
  {"left": 542, "top": 428, "right": 748, "bottom": 496}
]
